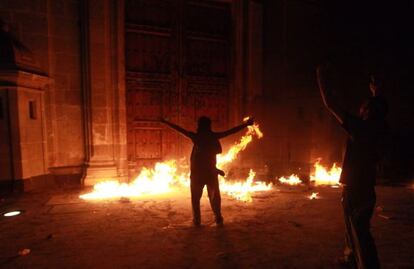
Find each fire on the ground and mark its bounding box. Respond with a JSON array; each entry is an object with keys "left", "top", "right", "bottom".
[{"left": 80, "top": 121, "right": 342, "bottom": 202}]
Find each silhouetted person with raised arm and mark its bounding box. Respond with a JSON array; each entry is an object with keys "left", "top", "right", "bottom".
[
  {"left": 161, "top": 116, "right": 254, "bottom": 226},
  {"left": 317, "top": 65, "right": 388, "bottom": 269}
]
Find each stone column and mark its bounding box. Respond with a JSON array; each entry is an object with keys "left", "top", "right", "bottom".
[
  {"left": 112, "top": 0, "right": 128, "bottom": 183},
  {"left": 246, "top": 0, "right": 263, "bottom": 109},
  {"left": 231, "top": 0, "right": 263, "bottom": 123},
  {"left": 231, "top": 0, "right": 247, "bottom": 124},
  {"left": 81, "top": 0, "right": 127, "bottom": 185}
]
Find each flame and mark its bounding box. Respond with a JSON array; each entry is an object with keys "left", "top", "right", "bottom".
[
  {"left": 220, "top": 170, "right": 272, "bottom": 202},
  {"left": 309, "top": 192, "right": 319, "bottom": 200},
  {"left": 278, "top": 174, "right": 302, "bottom": 185},
  {"left": 80, "top": 119, "right": 271, "bottom": 202},
  {"left": 310, "top": 159, "right": 342, "bottom": 186},
  {"left": 216, "top": 118, "right": 263, "bottom": 168},
  {"left": 80, "top": 160, "right": 189, "bottom": 199},
  {"left": 79, "top": 161, "right": 189, "bottom": 200}
]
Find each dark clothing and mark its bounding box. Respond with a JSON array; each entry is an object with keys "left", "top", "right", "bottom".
[
  {"left": 191, "top": 177, "right": 222, "bottom": 224},
  {"left": 342, "top": 187, "right": 380, "bottom": 269},
  {"left": 188, "top": 131, "right": 222, "bottom": 184},
  {"left": 340, "top": 114, "right": 388, "bottom": 189},
  {"left": 179, "top": 125, "right": 247, "bottom": 184},
  {"left": 340, "top": 113, "right": 387, "bottom": 269},
  {"left": 186, "top": 131, "right": 226, "bottom": 223}
]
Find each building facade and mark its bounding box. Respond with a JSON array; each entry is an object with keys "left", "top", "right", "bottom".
[{"left": 0, "top": 0, "right": 266, "bottom": 191}]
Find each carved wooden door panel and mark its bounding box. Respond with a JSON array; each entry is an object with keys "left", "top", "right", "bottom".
[
  {"left": 180, "top": 1, "right": 231, "bottom": 155},
  {"left": 125, "top": 0, "right": 232, "bottom": 171}
]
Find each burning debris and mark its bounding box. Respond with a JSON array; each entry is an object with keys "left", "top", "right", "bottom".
[
  {"left": 80, "top": 121, "right": 271, "bottom": 202},
  {"left": 310, "top": 160, "right": 342, "bottom": 186},
  {"left": 309, "top": 192, "right": 319, "bottom": 200},
  {"left": 278, "top": 174, "right": 302, "bottom": 186}
]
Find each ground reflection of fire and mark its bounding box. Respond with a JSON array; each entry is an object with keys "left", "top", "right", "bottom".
[{"left": 80, "top": 121, "right": 272, "bottom": 202}]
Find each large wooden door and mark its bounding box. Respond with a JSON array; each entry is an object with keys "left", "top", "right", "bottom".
[{"left": 125, "top": 0, "right": 232, "bottom": 171}]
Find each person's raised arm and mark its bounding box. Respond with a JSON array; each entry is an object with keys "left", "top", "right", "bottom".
[
  {"left": 216, "top": 118, "right": 254, "bottom": 138},
  {"left": 316, "top": 64, "right": 345, "bottom": 124},
  {"left": 161, "top": 118, "right": 193, "bottom": 139}
]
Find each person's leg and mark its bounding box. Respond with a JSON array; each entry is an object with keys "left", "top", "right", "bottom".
[
  {"left": 351, "top": 190, "right": 380, "bottom": 269},
  {"left": 341, "top": 188, "right": 357, "bottom": 267},
  {"left": 206, "top": 177, "right": 223, "bottom": 224},
  {"left": 190, "top": 181, "right": 204, "bottom": 226}
]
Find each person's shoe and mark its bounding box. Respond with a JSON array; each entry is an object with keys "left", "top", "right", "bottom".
[
  {"left": 192, "top": 218, "right": 201, "bottom": 227},
  {"left": 335, "top": 255, "right": 355, "bottom": 268},
  {"left": 335, "top": 256, "right": 350, "bottom": 268},
  {"left": 215, "top": 216, "right": 224, "bottom": 227}
]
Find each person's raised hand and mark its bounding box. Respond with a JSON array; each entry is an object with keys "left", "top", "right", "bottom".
[
  {"left": 246, "top": 117, "right": 254, "bottom": 126},
  {"left": 217, "top": 169, "right": 225, "bottom": 177}
]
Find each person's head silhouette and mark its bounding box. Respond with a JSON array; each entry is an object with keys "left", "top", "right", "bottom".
[{"left": 197, "top": 116, "right": 212, "bottom": 133}]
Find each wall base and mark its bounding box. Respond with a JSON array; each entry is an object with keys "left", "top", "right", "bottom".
[{"left": 82, "top": 164, "right": 118, "bottom": 186}]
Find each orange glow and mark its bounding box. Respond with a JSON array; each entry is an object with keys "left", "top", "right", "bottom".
[
  {"left": 80, "top": 120, "right": 271, "bottom": 202},
  {"left": 220, "top": 170, "right": 272, "bottom": 202},
  {"left": 278, "top": 174, "right": 302, "bottom": 185},
  {"left": 310, "top": 159, "right": 342, "bottom": 186},
  {"left": 79, "top": 161, "right": 189, "bottom": 200},
  {"left": 216, "top": 118, "right": 263, "bottom": 167}
]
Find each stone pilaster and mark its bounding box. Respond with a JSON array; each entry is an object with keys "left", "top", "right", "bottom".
[
  {"left": 81, "top": 0, "right": 127, "bottom": 185},
  {"left": 231, "top": 0, "right": 247, "bottom": 124}
]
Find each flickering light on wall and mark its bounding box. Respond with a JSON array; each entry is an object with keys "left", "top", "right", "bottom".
[{"left": 3, "top": 210, "right": 22, "bottom": 217}]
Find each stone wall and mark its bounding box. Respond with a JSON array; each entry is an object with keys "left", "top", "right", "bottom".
[
  {"left": 0, "top": 91, "right": 12, "bottom": 181},
  {"left": 0, "top": 0, "right": 84, "bottom": 186},
  {"left": 46, "top": 0, "right": 84, "bottom": 174},
  {"left": 261, "top": 0, "right": 346, "bottom": 178}
]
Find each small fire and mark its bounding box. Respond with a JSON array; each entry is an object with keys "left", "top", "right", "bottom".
[
  {"left": 79, "top": 161, "right": 188, "bottom": 200},
  {"left": 220, "top": 170, "right": 272, "bottom": 202},
  {"left": 80, "top": 119, "right": 272, "bottom": 202},
  {"left": 278, "top": 160, "right": 341, "bottom": 186},
  {"left": 278, "top": 174, "right": 302, "bottom": 185},
  {"left": 309, "top": 192, "right": 319, "bottom": 200},
  {"left": 310, "top": 159, "right": 342, "bottom": 186}
]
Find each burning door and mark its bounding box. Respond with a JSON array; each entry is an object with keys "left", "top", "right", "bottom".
[{"left": 125, "top": 0, "right": 232, "bottom": 172}]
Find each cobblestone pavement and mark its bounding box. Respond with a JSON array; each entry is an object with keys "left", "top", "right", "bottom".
[{"left": 0, "top": 185, "right": 413, "bottom": 269}]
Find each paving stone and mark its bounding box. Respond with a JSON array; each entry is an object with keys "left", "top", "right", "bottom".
[{"left": 0, "top": 186, "right": 413, "bottom": 268}]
